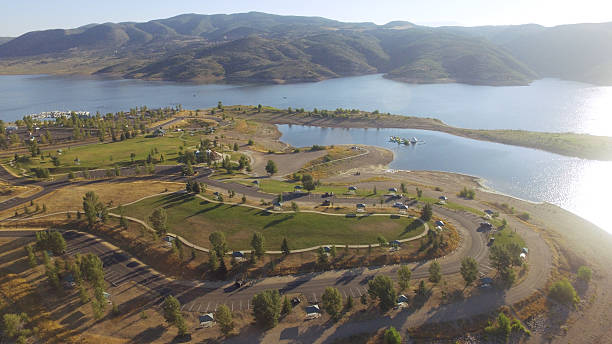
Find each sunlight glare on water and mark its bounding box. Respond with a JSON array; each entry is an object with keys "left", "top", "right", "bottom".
[{"left": 576, "top": 85, "right": 612, "bottom": 135}]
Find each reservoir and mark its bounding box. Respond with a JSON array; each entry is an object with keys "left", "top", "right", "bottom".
[
  {"left": 277, "top": 125, "right": 612, "bottom": 233},
  {"left": 0, "top": 73, "right": 611, "bottom": 232}
]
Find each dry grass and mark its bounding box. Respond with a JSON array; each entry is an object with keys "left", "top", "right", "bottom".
[
  {"left": 0, "top": 182, "right": 42, "bottom": 202},
  {"left": 0, "top": 180, "right": 183, "bottom": 218}
]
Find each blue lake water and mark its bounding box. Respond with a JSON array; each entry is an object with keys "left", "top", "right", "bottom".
[
  {"left": 0, "top": 73, "right": 611, "bottom": 232},
  {"left": 1, "top": 74, "right": 611, "bottom": 135},
  {"left": 278, "top": 125, "right": 612, "bottom": 232}
]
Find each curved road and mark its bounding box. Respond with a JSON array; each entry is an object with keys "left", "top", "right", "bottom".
[{"left": 0, "top": 163, "right": 552, "bottom": 342}]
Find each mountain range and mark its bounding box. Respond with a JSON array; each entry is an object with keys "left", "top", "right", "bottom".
[{"left": 0, "top": 12, "right": 610, "bottom": 86}]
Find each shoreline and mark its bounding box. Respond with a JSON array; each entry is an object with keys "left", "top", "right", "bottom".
[{"left": 239, "top": 107, "right": 612, "bottom": 161}]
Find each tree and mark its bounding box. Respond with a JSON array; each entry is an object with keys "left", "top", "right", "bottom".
[
  {"left": 416, "top": 187, "right": 423, "bottom": 199},
  {"left": 400, "top": 183, "right": 406, "bottom": 193},
  {"left": 322, "top": 287, "right": 343, "bottom": 320},
  {"left": 282, "top": 295, "right": 293, "bottom": 315},
  {"left": 317, "top": 246, "right": 329, "bottom": 267},
  {"left": 265, "top": 160, "right": 277, "bottom": 175},
  {"left": 162, "top": 295, "right": 188, "bottom": 335},
  {"left": 209, "top": 231, "right": 228, "bottom": 257},
  {"left": 183, "top": 161, "right": 194, "bottom": 176},
  {"left": 384, "top": 326, "right": 402, "bottom": 344},
  {"left": 233, "top": 142, "right": 239, "bottom": 151},
  {"left": 281, "top": 237, "right": 290, "bottom": 255},
  {"left": 301, "top": 174, "right": 316, "bottom": 191},
  {"left": 251, "top": 232, "right": 265, "bottom": 258},
  {"left": 577, "top": 266, "right": 592, "bottom": 282},
  {"left": 429, "top": 261, "right": 441, "bottom": 283},
  {"left": 549, "top": 279, "right": 578, "bottom": 304},
  {"left": 208, "top": 250, "right": 219, "bottom": 271},
  {"left": 82, "top": 191, "right": 108, "bottom": 227},
  {"left": 368, "top": 275, "right": 397, "bottom": 311},
  {"left": 421, "top": 203, "right": 432, "bottom": 221},
  {"left": 291, "top": 202, "right": 299, "bottom": 212},
  {"left": 149, "top": 208, "right": 168, "bottom": 236},
  {"left": 330, "top": 245, "right": 337, "bottom": 259},
  {"left": 216, "top": 304, "right": 234, "bottom": 336},
  {"left": 25, "top": 245, "right": 37, "bottom": 268},
  {"left": 460, "top": 257, "right": 479, "bottom": 286},
  {"left": 2, "top": 313, "right": 27, "bottom": 339},
  {"left": 346, "top": 295, "right": 354, "bottom": 310},
  {"left": 416, "top": 280, "right": 428, "bottom": 297},
  {"left": 252, "top": 289, "right": 282, "bottom": 328},
  {"left": 397, "top": 265, "right": 411, "bottom": 292}
]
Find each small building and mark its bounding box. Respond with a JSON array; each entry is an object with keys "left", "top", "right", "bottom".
[
  {"left": 199, "top": 313, "right": 215, "bottom": 328},
  {"left": 273, "top": 201, "right": 283, "bottom": 210},
  {"left": 163, "top": 236, "right": 175, "bottom": 247},
  {"left": 152, "top": 128, "right": 166, "bottom": 137},
  {"left": 305, "top": 305, "right": 321, "bottom": 319}
]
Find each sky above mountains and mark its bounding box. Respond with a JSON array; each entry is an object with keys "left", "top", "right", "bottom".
[{"left": 2, "top": 0, "right": 611, "bottom": 36}]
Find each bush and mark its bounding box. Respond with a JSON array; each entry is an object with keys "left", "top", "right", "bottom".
[
  {"left": 549, "top": 278, "right": 578, "bottom": 304},
  {"left": 577, "top": 266, "right": 592, "bottom": 282},
  {"left": 458, "top": 187, "right": 475, "bottom": 199},
  {"left": 384, "top": 326, "right": 402, "bottom": 344},
  {"left": 518, "top": 212, "right": 530, "bottom": 221}
]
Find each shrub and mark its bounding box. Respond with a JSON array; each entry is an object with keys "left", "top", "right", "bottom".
[
  {"left": 518, "top": 212, "right": 530, "bottom": 221},
  {"left": 577, "top": 266, "right": 592, "bottom": 282},
  {"left": 384, "top": 326, "right": 402, "bottom": 344},
  {"left": 549, "top": 278, "right": 578, "bottom": 304}
]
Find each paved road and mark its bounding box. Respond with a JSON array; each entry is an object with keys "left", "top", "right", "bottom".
[{"left": 0, "top": 161, "right": 552, "bottom": 341}]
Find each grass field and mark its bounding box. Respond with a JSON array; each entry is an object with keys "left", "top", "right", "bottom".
[
  {"left": 493, "top": 228, "right": 526, "bottom": 248},
  {"left": 122, "top": 193, "right": 425, "bottom": 250},
  {"left": 235, "top": 179, "right": 386, "bottom": 197},
  {"left": 7, "top": 132, "right": 204, "bottom": 173}
]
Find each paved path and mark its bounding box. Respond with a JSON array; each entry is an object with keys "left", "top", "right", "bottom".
[
  {"left": 0, "top": 161, "right": 553, "bottom": 341},
  {"left": 0, "top": 202, "right": 551, "bottom": 341}
]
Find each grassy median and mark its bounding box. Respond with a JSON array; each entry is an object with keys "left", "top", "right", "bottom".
[{"left": 122, "top": 193, "right": 425, "bottom": 250}]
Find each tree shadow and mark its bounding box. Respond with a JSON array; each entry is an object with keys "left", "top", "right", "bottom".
[
  {"left": 263, "top": 214, "right": 295, "bottom": 229},
  {"left": 130, "top": 325, "right": 166, "bottom": 343}
]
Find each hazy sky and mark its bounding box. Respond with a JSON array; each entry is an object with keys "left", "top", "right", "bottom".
[{"left": 2, "top": 0, "right": 612, "bottom": 36}]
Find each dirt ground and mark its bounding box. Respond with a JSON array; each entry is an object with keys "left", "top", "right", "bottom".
[
  {"left": 0, "top": 180, "right": 184, "bottom": 219},
  {"left": 322, "top": 166, "right": 612, "bottom": 343},
  {"left": 0, "top": 181, "right": 42, "bottom": 202},
  {"left": 247, "top": 150, "right": 328, "bottom": 177}
]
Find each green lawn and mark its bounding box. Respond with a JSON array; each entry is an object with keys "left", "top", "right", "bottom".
[
  {"left": 10, "top": 133, "right": 204, "bottom": 173},
  {"left": 235, "top": 179, "right": 385, "bottom": 197},
  {"left": 493, "top": 228, "right": 526, "bottom": 248},
  {"left": 122, "top": 193, "right": 425, "bottom": 250}
]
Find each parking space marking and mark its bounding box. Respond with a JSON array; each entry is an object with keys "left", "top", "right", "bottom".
[
  {"left": 214, "top": 302, "right": 218, "bottom": 311},
  {"left": 188, "top": 303, "right": 195, "bottom": 312},
  {"left": 205, "top": 302, "right": 210, "bottom": 312},
  {"left": 239, "top": 300, "right": 242, "bottom": 310},
  {"left": 197, "top": 303, "right": 202, "bottom": 312},
  {"left": 312, "top": 293, "right": 317, "bottom": 302}
]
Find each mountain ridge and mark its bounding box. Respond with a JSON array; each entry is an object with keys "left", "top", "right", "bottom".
[{"left": 0, "top": 12, "right": 609, "bottom": 86}]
